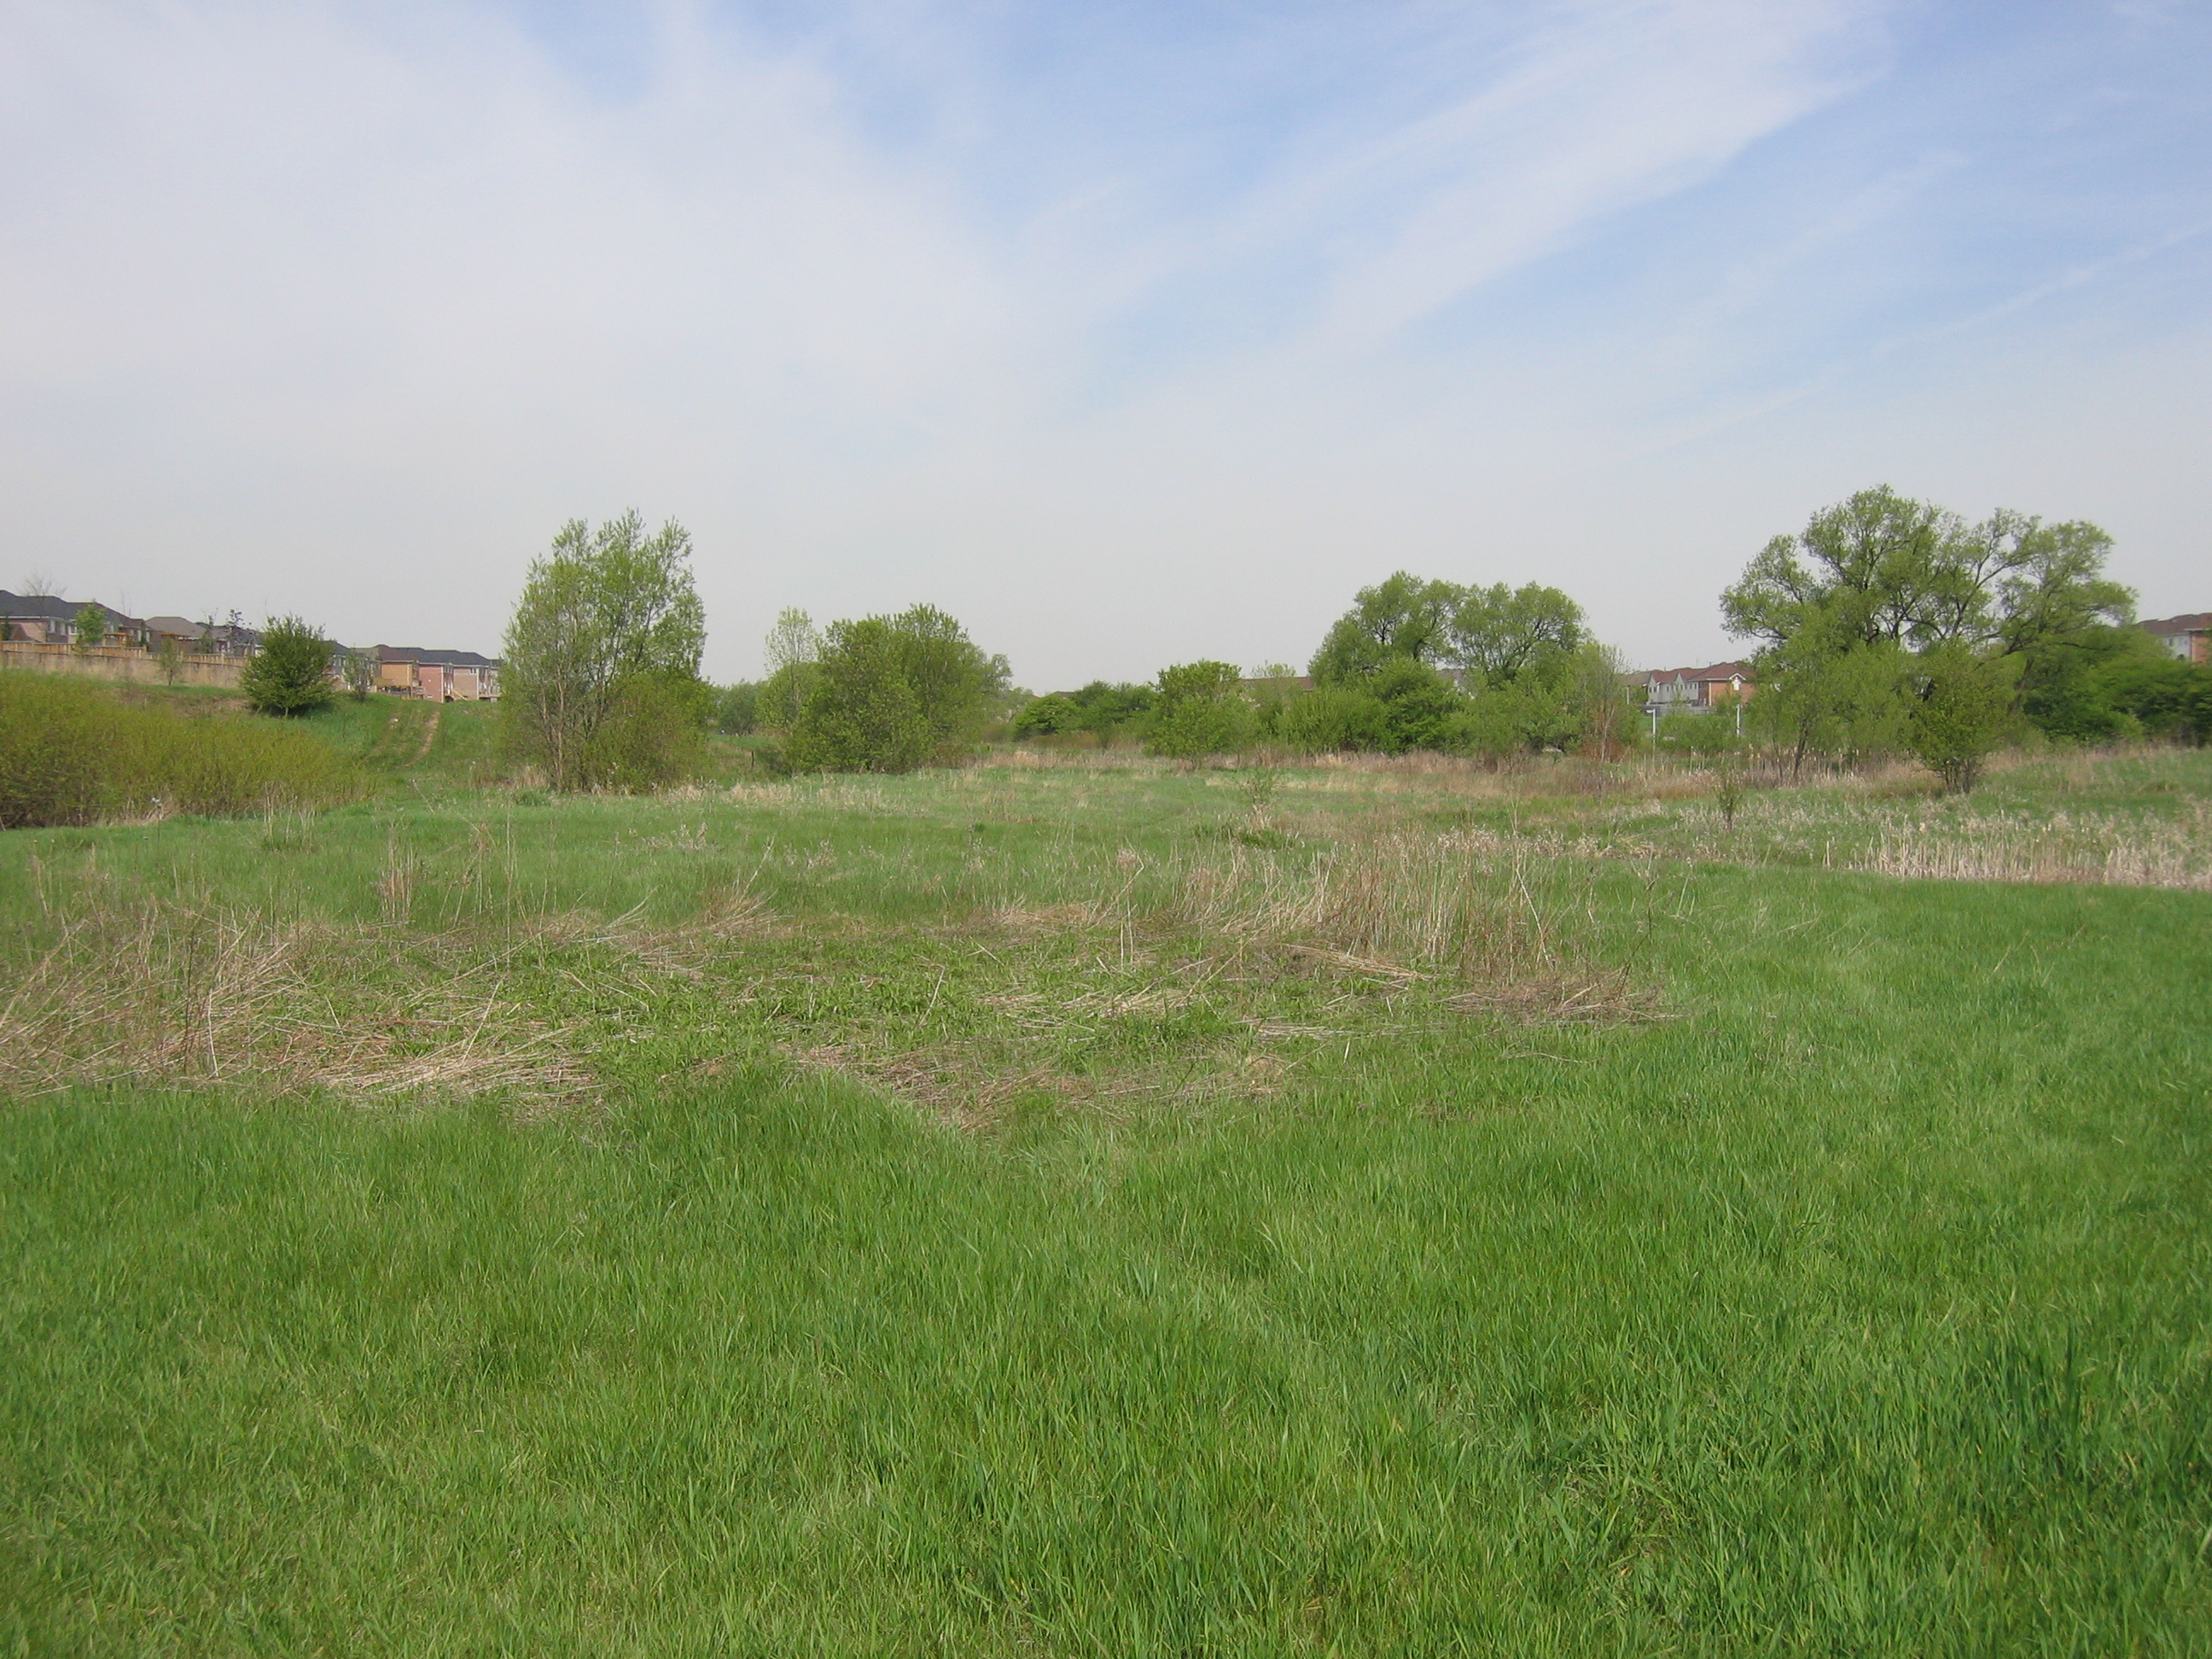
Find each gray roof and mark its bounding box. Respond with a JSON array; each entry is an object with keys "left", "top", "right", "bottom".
[{"left": 0, "top": 590, "right": 144, "bottom": 629}]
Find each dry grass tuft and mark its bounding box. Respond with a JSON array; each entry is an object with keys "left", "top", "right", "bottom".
[
  {"left": 0, "top": 904, "right": 592, "bottom": 1106},
  {"left": 1865, "top": 807, "right": 2212, "bottom": 892}
]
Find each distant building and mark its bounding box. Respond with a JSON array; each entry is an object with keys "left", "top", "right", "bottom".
[
  {"left": 1635, "top": 661, "right": 1755, "bottom": 715},
  {"left": 2142, "top": 614, "right": 2209, "bottom": 666},
  {"left": 142, "top": 615, "right": 262, "bottom": 658},
  {"left": 0, "top": 591, "right": 149, "bottom": 649},
  {"left": 364, "top": 645, "right": 502, "bottom": 701}
]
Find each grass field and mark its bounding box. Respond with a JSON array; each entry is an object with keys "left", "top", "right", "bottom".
[{"left": 3, "top": 745, "right": 2209, "bottom": 1652}]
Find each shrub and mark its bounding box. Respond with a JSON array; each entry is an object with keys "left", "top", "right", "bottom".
[
  {"left": 585, "top": 675, "right": 713, "bottom": 789},
  {"left": 1147, "top": 662, "right": 1257, "bottom": 759},
  {"left": 1371, "top": 659, "right": 1467, "bottom": 754},
  {"left": 240, "top": 615, "right": 337, "bottom": 716},
  {"left": 1906, "top": 647, "right": 2019, "bottom": 793},
  {"left": 784, "top": 606, "right": 1004, "bottom": 773},
  {"left": 0, "top": 673, "right": 360, "bottom": 827},
  {"left": 715, "top": 681, "right": 761, "bottom": 734},
  {"left": 1274, "top": 685, "right": 1388, "bottom": 754}
]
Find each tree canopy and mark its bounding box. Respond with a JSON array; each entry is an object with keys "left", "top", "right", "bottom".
[{"left": 502, "top": 512, "right": 707, "bottom": 790}]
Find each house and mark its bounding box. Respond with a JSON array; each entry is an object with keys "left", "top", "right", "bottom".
[
  {"left": 1636, "top": 661, "right": 1755, "bottom": 715},
  {"left": 143, "top": 615, "right": 262, "bottom": 658},
  {"left": 0, "top": 591, "right": 150, "bottom": 649},
  {"left": 2142, "top": 614, "right": 2209, "bottom": 667},
  {"left": 366, "top": 645, "right": 502, "bottom": 701}
]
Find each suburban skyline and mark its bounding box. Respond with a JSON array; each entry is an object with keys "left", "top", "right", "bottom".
[{"left": 3, "top": 0, "right": 2206, "bottom": 684}]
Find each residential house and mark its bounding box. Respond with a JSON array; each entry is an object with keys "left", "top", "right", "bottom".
[
  {"left": 143, "top": 615, "right": 262, "bottom": 658},
  {"left": 367, "top": 645, "right": 502, "bottom": 701},
  {"left": 2142, "top": 614, "right": 2210, "bottom": 666},
  {"left": 1636, "top": 661, "right": 1755, "bottom": 715},
  {"left": 0, "top": 591, "right": 150, "bottom": 648}
]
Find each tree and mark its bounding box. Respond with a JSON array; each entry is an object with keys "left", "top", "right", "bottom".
[
  {"left": 502, "top": 512, "right": 707, "bottom": 790},
  {"left": 241, "top": 615, "right": 336, "bottom": 716},
  {"left": 155, "top": 635, "right": 185, "bottom": 686},
  {"left": 1147, "top": 661, "right": 1256, "bottom": 758},
  {"left": 1906, "top": 646, "right": 2018, "bottom": 793},
  {"left": 337, "top": 649, "right": 375, "bottom": 701},
  {"left": 1722, "top": 486, "right": 2133, "bottom": 772},
  {"left": 1446, "top": 583, "right": 1586, "bottom": 687},
  {"left": 72, "top": 603, "right": 106, "bottom": 653},
  {"left": 783, "top": 605, "right": 1004, "bottom": 773},
  {"left": 715, "top": 681, "right": 761, "bottom": 734},
  {"left": 1309, "top": 573, "right": 1457, "bottom": 684},
  {"left": 759, "top": 608, "right": 820, "bottom": 728}
]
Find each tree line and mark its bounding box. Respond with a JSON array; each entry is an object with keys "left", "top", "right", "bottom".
[{"left": 492, "top": 489, "right": 2208, "bottom": 789}]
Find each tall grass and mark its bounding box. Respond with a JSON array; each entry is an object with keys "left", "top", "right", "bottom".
[
  {"left": 0, "top": 672, "right": 360, "bottom": 826},
  {"left": 1, "top": 750, "right": 2209, "bottom": 1650}
]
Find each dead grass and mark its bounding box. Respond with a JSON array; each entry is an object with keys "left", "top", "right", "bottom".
[
  {"left": 1865, "top": 805, "right": 2212, "bottom": 892},
  {"left": 0, "top": 902, "right": 592, "bottom": 1107}
]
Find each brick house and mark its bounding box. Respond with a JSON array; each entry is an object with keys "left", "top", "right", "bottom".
[
  {"left": 1636, "top": 661, "right": 1755, "bottom": 714},
  {"left": 0, "top": 591, "right": 150, "bottom": 648},
  {"left": 366, "top": 645, "right": 502, "bottom": 701},
  {"left": 2142, "top": 614, "right": 2209, "bottom": 666}
]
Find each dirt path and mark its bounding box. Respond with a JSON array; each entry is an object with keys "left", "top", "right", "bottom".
[{"left": 410, "top": 703, "right": 443, "bottom": 765}]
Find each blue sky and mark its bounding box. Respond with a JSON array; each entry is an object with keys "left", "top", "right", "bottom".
[{"left": 3, "top": 1, "right": 2206, "bottom": 681}]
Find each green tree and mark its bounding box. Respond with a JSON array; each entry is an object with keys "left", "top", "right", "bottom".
[
  {"left": 1743, "top": 635, "right": 1909, "bottom": 777},
  {"left": 1906, "top": 645, "right": 2018, "bottom": 793},
  {"left": 715, "top": 681, "right": 761, "bottom": 734},
  {"left": 1446, "top": 583, "right": 1586, "bottom": 686},
  {"left": 155, "top": 635, "right": 185, "bottom": 686},
  {"left": 501, "top": 512, "right": 707, "bottom": 790},
  {"left": 1147, "top": 661, "right": 1256, "bottom": 759},
  {"left": 784, "top": 606, "right": 1003, "bottom": 773},
  {"left": 240, "top": 615, "right": 336, "bottom": 716},
  {"left": 1309, "top": 573, "right": 1457, "bottom": 684},
  {"left": 1723, "top": 487, "right": 2132, "bottom": 772},
  {"left": 759, "top": 608, "right": 820, "bottom": 729},
  {"left": 72, "top": 603, "right": 106, "bottom": 653}
]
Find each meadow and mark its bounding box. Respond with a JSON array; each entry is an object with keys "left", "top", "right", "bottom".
[{"left": 3, "top": 728, "right": 2209, "bottom": 1653}]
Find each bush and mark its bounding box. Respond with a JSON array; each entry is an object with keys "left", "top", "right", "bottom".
[
  {"left": 714, "top": 681, "right": 761, "bottom": 734},
  {"left": 1906, "top": 647, "right": 2019, "bottom": 793},
  {"left": 240, "top": 615, "right": 336, "bottom": 716},
  {"left": 1014, "top": 682, "right": 1155, "bottom": 742},
  {"left": 0, "top": 674, "right": 361, "bottom": 827},
  {"left": 585, "top": 675, "right": 713, "bottom": 789},
  {"left": 1273, "top": 685, "right": 1388, "bottom": 754},
  {"left": 784, "top": 606, "right": 1004, "bottom": 773},
  {"left": 1146, "top": 662, "right": 1257, "bottom": 759},
  {"left": 1371, "top": 659, "right": 1466, "bottom": 754}
]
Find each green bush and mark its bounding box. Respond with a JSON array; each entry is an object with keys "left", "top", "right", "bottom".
[
  {"left": 1272, "top": 685, "right": 1388, "bottom": 754},
  {"left": 1014, "top": 681, "right": 1155, "bottom": 742},
  {"left": 0, "top": 674, "right": 361, "bottom": 828},
  {"left": 584, "top": 675, "right": 713, "bottom": 790},
  {"left": 784, "top": 607, "right": 1004, "bottom": 773},
  {"left": 240, "top": 615, "right": 336, "bottom": 716},
  {"left": 1146, "top": 662, "right": 1257, "bottom": 759}
]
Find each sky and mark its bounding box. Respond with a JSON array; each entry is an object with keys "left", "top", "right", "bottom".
[{"left": 3, "top": 0, "right": 2206, "bottom": 684}]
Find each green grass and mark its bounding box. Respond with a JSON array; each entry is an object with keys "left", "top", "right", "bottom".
[{"left": 3, "top": 753, "right": 2210, "bottom": 1652}]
